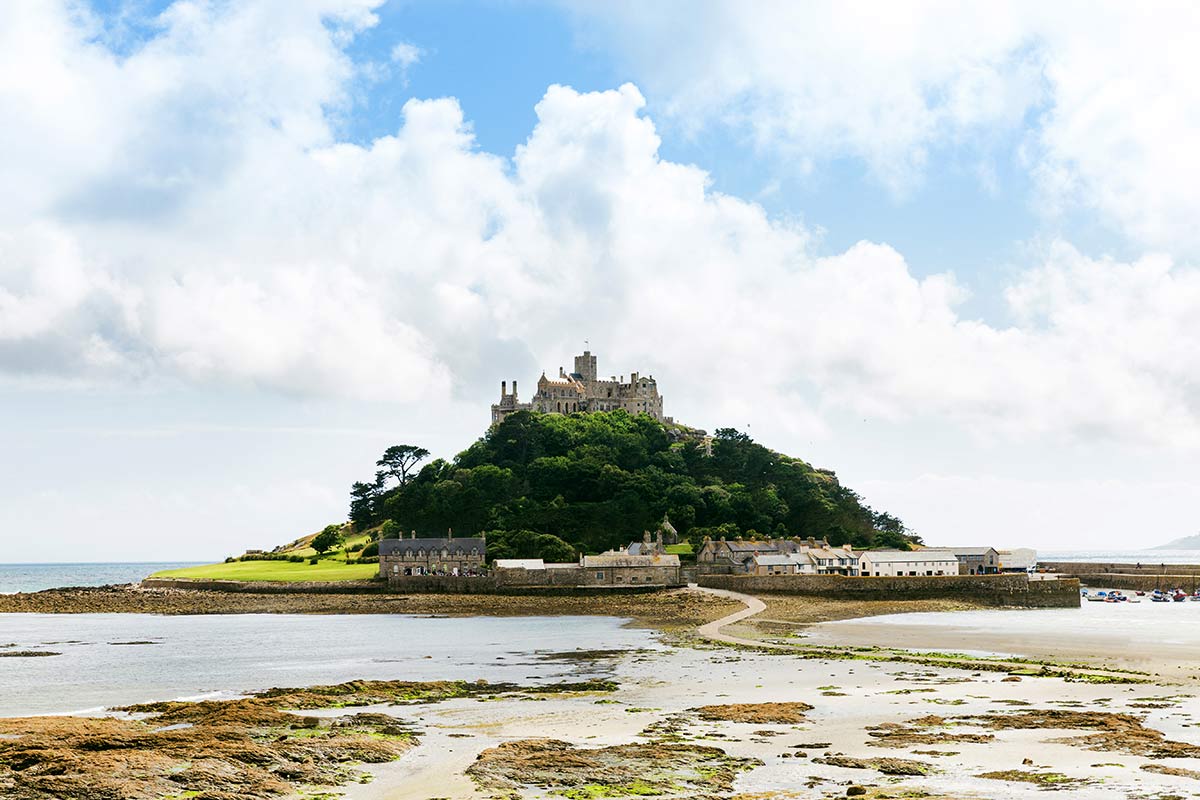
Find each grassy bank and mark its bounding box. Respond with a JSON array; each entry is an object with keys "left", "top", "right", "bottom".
[{"left": 151, "top": 560, "right": 378, "bottom": 582}]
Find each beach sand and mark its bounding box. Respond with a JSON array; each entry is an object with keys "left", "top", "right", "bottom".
[
  {"left": 334, "top": 636, "right": 1200, "bottom": 800},
  {"left": 5, "top": 588, "right": 1200, "bottom": 799}
]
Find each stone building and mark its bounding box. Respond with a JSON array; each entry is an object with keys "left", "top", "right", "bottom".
[
  {"left": 697, "top": 536, "right": 855, "bottom": 575},
  {"left": 581, "top": 552, "right": 681, "bottom": 586},
  {"left": 491, "top": 350, "right": 666, "bottom": 425},
  {"left": 490, "top": 552, "right": 683, "bottom": 587},
  {"left": 944, "top": 547, "right": 1000, "bottom": 575},
  {"left": 379, "top": 532, "right": 486, "bottom": 578}
]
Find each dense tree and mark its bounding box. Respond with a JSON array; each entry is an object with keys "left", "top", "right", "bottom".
[
  {"left": 348, "top": 410, "right": 916, "bottom": 555},
  {"left": 484, "top": 529, "right": 577, "bottom": 563},
  {"left": 311, "top": 525, "right": 343, "bottom": 554}
]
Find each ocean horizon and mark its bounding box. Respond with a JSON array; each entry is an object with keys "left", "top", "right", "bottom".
[{"left": 0, "top": 562, "right": 206, "bottom": 594}]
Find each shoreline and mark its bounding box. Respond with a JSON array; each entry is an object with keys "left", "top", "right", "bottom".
[
  {"left": 0, "top": 584, "right": 743, "bottom": 631},
  {"left": 5, "top": 597, "right": 1199, "bottom": 800}
]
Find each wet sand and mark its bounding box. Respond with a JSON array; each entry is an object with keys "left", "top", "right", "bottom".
[{"left": 806, "top": 603, "right": 1200, "bottom": 680}]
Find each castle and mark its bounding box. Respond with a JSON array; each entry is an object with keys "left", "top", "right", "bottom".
[{"left": 492, "top": 350, "right": 667, "bottom": 425}]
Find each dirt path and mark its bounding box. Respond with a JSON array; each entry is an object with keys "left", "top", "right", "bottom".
[{"left": 688, "top": 585, "right": 1157, "bottom": 683}]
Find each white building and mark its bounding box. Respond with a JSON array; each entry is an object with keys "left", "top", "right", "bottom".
[
  {"left": 998, "top": 548, "right": 1037, "bottom": 573},
  {"left": 859, "top": 549, "right": 959, "bottom": 577}
]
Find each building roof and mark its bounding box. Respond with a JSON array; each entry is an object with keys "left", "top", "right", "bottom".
[
  {"left": 807, "top": 547, "right": 855, "bottom": 560},
  {"left": 753, "top": 554, "right": 796, "bottom": 566},
  {"left": 493, "top": 559, "right": 545, "bottom": 570},
  {"left": 379, "top": 537, "right": 486, "bottom": 556},
  {"left": 941, "top": 547, "right": 999, "bottom": 556},
  {"left": 859, "top": 549, "right": 958, "bottom": 562},
  {"left": 583, "top": 553, "right": 680, "bottom": 568},
  {"left": 724, "top": 541, "right": 783, "bottom": 553}
]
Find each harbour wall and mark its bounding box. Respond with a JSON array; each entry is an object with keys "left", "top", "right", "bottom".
[
  {"left": 141, "top": 576, "right": 669, "bottom": 596},
  {"left": 1041, "top": 562, "right": 1200, "bottom": 591},
  {"left": 696, "top": 573, "right": 1080, "bottom": 608}
]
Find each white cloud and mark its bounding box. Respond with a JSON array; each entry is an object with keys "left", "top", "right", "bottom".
[
  {"left": 390, "top": 41, "right": 421, "bottom": 68},
  {"left": 4, "top": 0, "right": 1200, "bottom": 452},
  {"left": 569, "top": 2, "right": 1200, "bottom": 255}
]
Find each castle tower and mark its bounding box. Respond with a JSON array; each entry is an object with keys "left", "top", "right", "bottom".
[{"left": 574, "top": 350, "right": 597, "bottom": 383}]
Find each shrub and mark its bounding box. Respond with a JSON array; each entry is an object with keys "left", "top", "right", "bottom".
[
  {"left": 361, "top": 541, "right": 379, "bottom": 558},
  {"left": 346, "top": 542, "right": 364, "bottom": 553},
  {"left": 308, "top": 557, "right": 320, "bottom": 565}
]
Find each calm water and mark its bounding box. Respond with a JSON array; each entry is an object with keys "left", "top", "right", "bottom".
[
  {"left": 0, "top": 562, "right": 201, "bottom": 594},
  {"left": 0, "top": 613, "right": 655, "bottom": 717},
  {"left": 1042, "top": 549, "right": 1200, "bottom": 564}
]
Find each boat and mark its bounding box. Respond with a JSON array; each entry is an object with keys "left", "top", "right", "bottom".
[
  {"left": 1173, "top": 593, "right": 1188, "bottom": 602},
  {"left": 1152, "top": 593, "right": 1171, "bottom": 602},
  {"left": 1135, "top": 590, "right": 1146, "bottom": 596}
]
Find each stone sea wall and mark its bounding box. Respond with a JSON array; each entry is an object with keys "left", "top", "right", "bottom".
[
  {"left": 1041, "top": 561, "right": 1200, "bottom": 591},
  {"left": 141, "top": 576, "right": 669, "bottom": 596},
  {"left": 697, "top": 573, "right": 1080, "bottom": 608}
]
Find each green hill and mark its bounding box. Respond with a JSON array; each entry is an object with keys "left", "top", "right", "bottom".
[{"left": 350, "top": 410, "right": 917, "bottom": 556}]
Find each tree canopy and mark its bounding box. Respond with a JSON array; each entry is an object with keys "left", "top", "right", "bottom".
[{"left": 349, "top": 410, "right": 918, "bottom": 558}]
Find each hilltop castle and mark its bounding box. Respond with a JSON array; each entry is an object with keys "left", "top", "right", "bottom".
[{"left": 492, "top": 350, "right": 667, "bottom": 425}]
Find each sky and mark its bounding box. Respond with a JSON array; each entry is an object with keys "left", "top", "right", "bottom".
[{"left": 3, "top": 0, "right": 1200, "bottom": 562}]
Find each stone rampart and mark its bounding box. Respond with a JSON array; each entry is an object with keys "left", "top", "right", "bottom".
[
  {"left": 1042, "top": 561, "right": 1200, "bottom": 575},
  {"left": 142, "top": 576, "right": 671, "bottom": 596},
  {"left": 140, "top": 578, "right": 389, "bottom": 594},
  {"left": 696, "top": 573, "right": 1079, "bottom": 608}
]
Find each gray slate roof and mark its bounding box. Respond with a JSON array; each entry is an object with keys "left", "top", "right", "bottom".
[{"left": 379, "top": 537, "right": 486, "bottom": 556}]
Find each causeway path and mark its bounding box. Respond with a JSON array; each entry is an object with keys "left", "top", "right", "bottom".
[
  {"left": 692, "top": 585, "right": 770, "bottom": 648},
  {"left": 687, "top": 584, "right": 1164, "bottom": 683}
]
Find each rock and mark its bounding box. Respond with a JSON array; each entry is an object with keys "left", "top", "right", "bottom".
[
  {"left": 847, "top": 787, "right": 867, "bottom": 797},
  {"left": 1002, "top": 675, "right": 1023, "bottom": 682}
]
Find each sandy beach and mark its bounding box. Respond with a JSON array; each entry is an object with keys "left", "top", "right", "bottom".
[
  {"left": 335, "top": 601, "right": 1200, "bottom": 800},
  {"left": 4, "top": 588, "right": 1200, "bottom": 799}
]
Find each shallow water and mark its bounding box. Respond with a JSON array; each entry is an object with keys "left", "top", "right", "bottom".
[{"left": 0, "top": 613, "right": 656, "bottom": 717}]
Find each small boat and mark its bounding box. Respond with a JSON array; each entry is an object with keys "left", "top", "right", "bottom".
[
  {"left": 1173, "top": 593, "right": 1188, "bottom": 602},
  {"left": 1135, "top": 590, "right": 1146, "bottom": 596},
  {"left": 1152, "top": 593, "right": 1171, "bottom": 602}
]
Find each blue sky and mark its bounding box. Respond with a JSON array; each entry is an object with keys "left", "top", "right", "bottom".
[{"left": 3, "top": 1, "right": 1200, "bottom": 561}]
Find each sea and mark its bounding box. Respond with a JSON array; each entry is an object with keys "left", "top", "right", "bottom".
[
  {"left": 0, "top": 562, "right": 202, "bottom": 594},
  {"left": 0, "top": 613, "right": 656, "bottom": 717},
  {"left": 1041, "top": 549, "right": 1200, "bottom": 565}
]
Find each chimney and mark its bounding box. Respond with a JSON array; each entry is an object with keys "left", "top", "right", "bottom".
[
  {"left": 655, "top": 529, "right": 662, "bottom": 548},
  {"left": 448, "top": 527, "right": 453, "bottom": 540},
  {"left": 501, "top": 380, "right": 507, "bottom": 397},
  {"left": 631, "top": 371, "right": 638, "bottom": 384},
  {"left": 410, "top": 530, "right": 416, "bottom": 539},
  {"left": 512, "top": 380, "right": 517, "bottom": 397}
]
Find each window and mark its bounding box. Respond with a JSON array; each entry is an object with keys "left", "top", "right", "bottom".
[{"left": 596, "top": 571, "right": 604, "bottom": 579}]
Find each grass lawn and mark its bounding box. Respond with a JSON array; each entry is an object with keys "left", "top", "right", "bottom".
[
  {"left": 152, "top": 559, "right": 380, "bottom": 583},
  {"left": 665, "top": 542, "right": 693, "bottom": 555}
]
